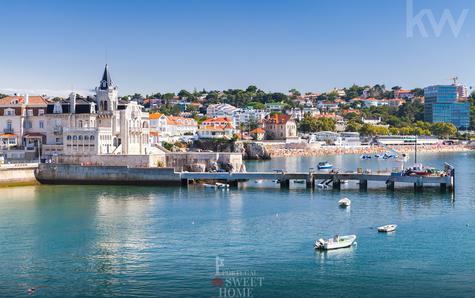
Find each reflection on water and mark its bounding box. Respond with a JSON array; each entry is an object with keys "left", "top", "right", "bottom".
[
  {"left": 315, "top": 245, "right": 357, "bottom": 264},
  {"left": 0, "top": 152, "right": 473, "bottom": 297}
]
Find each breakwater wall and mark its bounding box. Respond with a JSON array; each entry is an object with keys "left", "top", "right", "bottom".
[
  {"left": 0, "top": 163, "right": 38, "bottom": 186},
  {"left": 35, "top": 164, "right": 182, "bottom": 186}
]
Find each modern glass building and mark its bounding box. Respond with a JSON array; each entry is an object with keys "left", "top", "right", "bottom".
[{"left": 424, "top": 85, "right": 470, "bottom": 129}]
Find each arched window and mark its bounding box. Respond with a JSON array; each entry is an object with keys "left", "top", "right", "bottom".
[
  {"left": 90, "top": 135, "right": 95, "bottom": 141},
  {"left": 104, "top": 101, "right": 108, "bottom": 111},
  {"left": 78, "top": 120, "right": 83, "bottom": 128},
  {"left": 78, "top": 135, "right": 83, "bottom": 140},
  {"left": 84, "top": 135, "right": 89, "bottom": 140},
  {"left": 73, "top": 135, "right": 77, "bottom": 140},
  {"left": 67, "top": 135, "right": 72, "bottom": 141}
]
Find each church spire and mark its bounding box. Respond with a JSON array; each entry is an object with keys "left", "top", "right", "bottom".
[{"left": 100, "top": 64, "right": 112, "bottom": 90}]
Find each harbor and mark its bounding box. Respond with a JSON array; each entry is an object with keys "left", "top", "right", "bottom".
[{"left": 34, "top": 161, "right": 455, "bottom": 192}]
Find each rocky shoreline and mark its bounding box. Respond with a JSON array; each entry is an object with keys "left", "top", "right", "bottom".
[{"left": 265, "top": 144, "right": 471, "bottom": 158}]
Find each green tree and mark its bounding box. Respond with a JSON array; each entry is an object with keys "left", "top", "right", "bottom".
[
  {"left": 298, "top": 115, "right": 336, "bottom": 133},
  {"left": 430, "top": 122, "right": 457, "bottom": 138},
  {"left": 345, "top": 121, "right": 362, "bottom": 132}
]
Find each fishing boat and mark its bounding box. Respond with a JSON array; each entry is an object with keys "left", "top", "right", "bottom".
[
  {"left": 315, "top": 235, "right": 357, "bottom": 250},
  {"left": 377, "top": 224, "right": 397, "bottom": 233},
  {"left": 338, "top": 198, "right": 351, "bottom": 207},
  {"left": 317, "top": 161, "right": 333, "bottom": 170}
]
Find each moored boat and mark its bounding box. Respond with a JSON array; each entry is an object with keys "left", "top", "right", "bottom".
[
  {"left": 203, "top": 183, "right": 217, "bottom": 189},
  {"left": 317, "top": 161, "right": 333, "bottom": 170},
  {"left": 377, "top": 224, "right": 397, "bottom": 232},
  {"left": 338, "top": 198, "right": 351, "bottom": 207},
  {"left": 215, "top": 182, "right": 230, "bottom": 189},
  {"left": 315, "top": 235, "right": 357, "bottom": 250}
]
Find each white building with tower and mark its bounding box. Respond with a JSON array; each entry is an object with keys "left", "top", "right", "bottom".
[{"left": 42, "top": 65, "right": 150, "bottom": 158}]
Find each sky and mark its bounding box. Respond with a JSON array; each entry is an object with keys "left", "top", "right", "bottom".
[{"left": 1, "top": 0, "right": 475, "bottom": 97}]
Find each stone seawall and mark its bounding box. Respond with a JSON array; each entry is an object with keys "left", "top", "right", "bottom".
[
  {"left": 0, "top": 163, "right": 38, "bottom": 186},
  {"left": 35, "top": 164, "right": 182, "bottom": 186}
]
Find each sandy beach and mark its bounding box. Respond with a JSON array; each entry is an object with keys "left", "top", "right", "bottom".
[{"left": 265, "top": 144, "right": 472, "bottom": 158}]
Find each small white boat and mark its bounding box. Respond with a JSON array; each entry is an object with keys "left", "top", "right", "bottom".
[
  {"left": 338, "top": 198, "right": 351, "bottom": 207},
  {"left": 215, "top": 182, "right": 229, "bottom": 189},
  {"left": 254, "top": 180, "right": 263, "bottom": 184},
  {"left": 203, "top": 183, "right": 217, "bottom": 189},
  {"left": 315, "top": 235, "right": 357, "bottom": 250},
  {"left": 377, "top": 224, "right": 397, "bottom": 232}
]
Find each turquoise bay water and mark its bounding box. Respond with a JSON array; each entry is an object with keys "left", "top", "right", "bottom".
[{"left": 1, "top": 152, "right": 475, "bottom": 297}]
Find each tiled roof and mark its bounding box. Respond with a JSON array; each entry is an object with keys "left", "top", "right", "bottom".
[
  {"left": 250, "top": 128, "right": 265, "bottom": 134},
  {"left": 149, "top": 113, "right": 164, "bottom": 119},
  {"left": 264, "top": 113, "right": 291, "bottom": 124},
  {"left": 0, "top": 95, "right": 48, "bottom": 106}
]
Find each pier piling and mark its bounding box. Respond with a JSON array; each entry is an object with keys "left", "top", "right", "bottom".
[
  {"left": 386, "top": 180, "right": 395, "bottom": 191},
  {"left": 332, "top": 179, "right": 341, "bottom": 190},
  {"left": 280, "top": 179, "right": 290, "bottom": 189},
  {"left": 359, "top": 180, "right": 368, "bottom": 191}
]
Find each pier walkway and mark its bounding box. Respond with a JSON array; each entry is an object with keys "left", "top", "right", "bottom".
[{"left": 181, "top": 164, "right": 455, "bottom": 192}]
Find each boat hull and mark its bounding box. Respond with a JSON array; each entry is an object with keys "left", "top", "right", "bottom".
[{"left": 315, "top": 235, "right": 357, "bottom": 250}]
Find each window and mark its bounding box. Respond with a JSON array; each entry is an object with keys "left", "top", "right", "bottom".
[
  {"left": 67, "top": 135, "right": 72, "bottom": 141},
  {"left": 78, "top": 120, "right": 83, "bottom": 128},
  {"left": 84, "top": 135, "right": 89, "bottom": 140},
  {"left": 27, "top": 109, "right": 33, "bottom": 116},
  {"left": 4, "top": 109, "right": 15, "bottom": 116},
  {"left": 78, "top": 135, "right": 83, "bottom": 140},
  {"left": 55, "top": 138, "right": 60, "bottom": 144},
  {"left": 38, "top": 109, "right": 45, "bottom": 116},
  {"left": 73, "top": 136, "right": 77, "bottom": 140},
  {"left": 90, "top": 135, "right": 95, "bottom": 141},
  {"left": 39, "top": 121, "right": 44, "bottom": 129}
]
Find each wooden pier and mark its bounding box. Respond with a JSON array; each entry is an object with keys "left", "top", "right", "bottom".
[{"left": 180, "top": 164, "right": 455, "bottom": 192}]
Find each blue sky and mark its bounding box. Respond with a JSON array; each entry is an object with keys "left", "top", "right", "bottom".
[{"left": 0, "top": 0, "right": 474, "bottom": 96}]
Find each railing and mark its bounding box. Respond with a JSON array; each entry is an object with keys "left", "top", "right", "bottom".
[
  {"left": 3, "top": 128, "right": 14, "bottom": 134},
  {"left": 53, "top": 126, "right": 63, "bottom": 134}
]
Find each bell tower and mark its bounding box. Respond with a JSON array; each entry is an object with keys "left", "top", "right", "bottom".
[{"left": 95, "top": 64, "right": 118, "bottom": 114}]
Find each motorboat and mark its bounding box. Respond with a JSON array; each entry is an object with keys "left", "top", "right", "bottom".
[
  {"left": 338, "top": 198, "right": 351, "bottom": 207},
  {"left": 360, "top": 154, "right": 372, "bottom": 160},
  {"left": 215, "top": 182, "right": 230, "bottom": 189},
  {"left": 254, "top": 180, "right": 263, "bottom": 184},
  {"left": 315, "top": 235, "right": 357, "bottom": 250},
  {"left": 377, "top": 224, "right": 397, "bottom": 233},
  {"left": 317, "top": 161, "right": 333, "bottom": 170},
  {"left": 404, "top": 164, "right": 438, "bottom": 176},
  {"left": 293, "top": 180, "right": 306, "bottom": 184},
  {"left": 203, "top": 183, "right": 217, "bottom": 189}
]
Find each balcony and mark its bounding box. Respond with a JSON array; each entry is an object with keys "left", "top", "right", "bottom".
[
  {"left": 53, "top": 126, "right": 63, "bottom": 135},
  {"left": 3, "top": 128, "right": 14, "bottom": 134}
]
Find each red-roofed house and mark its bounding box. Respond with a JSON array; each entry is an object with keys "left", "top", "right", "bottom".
[
  {"left": 197, "top": 117, "right": 235, "bottom": 139},
  {"left": 250, "top": 127, "right": 266, "bottom": 141},
  {"left": 263, "top": 114, "right": 297, "bottom": 140},
  {"left": 0, "top": 95, "right": 48, "bottom": 156}
]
